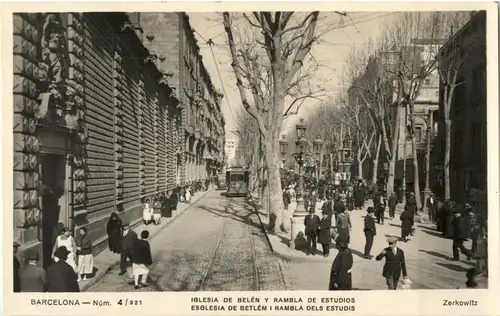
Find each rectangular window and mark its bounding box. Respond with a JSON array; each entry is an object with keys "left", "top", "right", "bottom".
[{"left": 230, "top": 174, "right": 245, "bottom": 182}]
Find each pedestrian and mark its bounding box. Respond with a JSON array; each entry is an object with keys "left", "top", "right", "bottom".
[
  {"left": 333, "top": 197, "right": 345, "bottom": 224},
  {"left": 400, "top": 206, "right": 414, "bottom": 242},
  {"left": 363, "top": 207, "right": 377, "bottom": 259},
  {"left": 76, "top": 227, "right": 93, "bottom": 282},
  {"left": 310, "top": 189, "right": 318, "bottom": 212},
  {"left": 406, "top": 192, "right": 417, "bottom": 216},
  {"left": 375, "top": 237, "right": 409, "bottom": 290},
  {"left": 321, "top": 196, "right": 334, "bottom": 220},
  {"left": 170, "top": 189, "right": 179, "bottom": 211},
  {"left": 346, "top": 191, "right": 354, "bottom": 212},
  {"left": 451, "top": 206, "right": 473, "bottom": 261},
  {"left": 152, "top": 197, "right": 162, "bottom": 225},
  {"left": 19, "top": 250, "right": 46, "bottom": 292},
  {"left": 465, "top": 267, "right": 481, "bottom": 288},
  {"left": 185, "top": 185, "right": 192, "bottom": 203},
  {"left": 282, "top": 189, "right": 291, "bottom": 210},
  {"left": 388, "top": 191, "right": 398, "bottom": 220},
  {"left": 304, "top": 208, "right": 320, "bottom": 256},
  {"left": 119, "top": 221, "right": 138, "bottom": 276},
  {"left": 335, "top": 207, "right": 352, "bottom": 245},
  {"left": 142, "top": 198, "right": 153, "bottom": 225},
  {"left": 106, "top": 212, "right": 122, "bottom": 254},
  {"left": 52, "top": 226, "right": 77, "bottom": 273},
  {"left": 427, "top": 193, "right": 436, "bottom": 223},
  {"left": 52, "top": 222, "right": 65, "bottom": 249},
  {"left": 374, "top": 191, "right": 386, "bottom": 224},
  {"left": 45, "top": 246, "right": 80, "bottom": 292},
  {"left": 328, "top": 240, "right": 353, "bottom": 291},
  {"left": 159, "top": 193, "right": 169, "bottom": 217},
  {"left": 132, "top": 230, "right": 153, "bottom": 289},
  {"left": 317, "top": 210, "right": 332, "bottom": 257},
  {"left": 13, "top": 241, "right": 21, "bottom": 293}
]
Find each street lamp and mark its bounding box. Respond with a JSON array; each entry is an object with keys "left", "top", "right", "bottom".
[
  {"left": 313, "top": 136, "right": 324, "bottom": 179},
  {"left": 279, "top": 135, "right": 288, "bottom": 169},
  {"left": 289, "top": 119, "right": 312, "bottom": 249}
]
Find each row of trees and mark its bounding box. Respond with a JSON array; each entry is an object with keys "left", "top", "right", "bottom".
[
  {"left": 223, "top": 11, "right": 479, "bottom": 231},
  {"left": 303, "top": 12, "right": 477, "bottom": 211}
]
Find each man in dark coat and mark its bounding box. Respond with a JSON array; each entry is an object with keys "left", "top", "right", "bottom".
[
  {"left": 452, "top": 208, "right": 473, "bottom": 261},
  {"left": 364, "top": 207, "right": 377, "bottom": 259},
  {"left": 333, "top": 198, "right": 345, "bottom": 224},
  {"left": 321, "top": 197, "right": 334, "bottom": 220},
  {"left": 13, "top": 241, "right": 20, "bottom": 293},
  {"left": 442, "top": 200, "right": 455, "bottom": 238},
  {"left": 374, "top": 191, "right": 386, "bottom": 224},
  {"left": 19, "top": 250, "right": 46, "bottom": 292},
  {"left": 309, "top": 190, "right": 318, "bottom": 212},
  {"left": 45, "top": 246, "right": 80, "bottom": 292},
  {"left": 388, "top": 192, "right": 398, "bottom": 220},
  {"left": 317, "top": 210, "right": 332, "bottom": 257},
  {"left": 119, "top": 221, "right": 139, "bottom": 276},
  {"left": 329, "top": 241, "right": 353, "bottom": 290},
  {"left": 304, "top": 209, "right": 320, "bottom": 256},
  {"left": 376, "top": 237, "right": 408, "bottom": 290},
  {"left": 400, "top": 206, "right": 414, "bottom": 242},
  {"left": 426, "top": 193, "right": 437, "bottom": 223}
]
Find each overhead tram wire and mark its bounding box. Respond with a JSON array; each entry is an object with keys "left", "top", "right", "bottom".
[{"left": 204, "top": 36, "right": 238, "bottom": 127}]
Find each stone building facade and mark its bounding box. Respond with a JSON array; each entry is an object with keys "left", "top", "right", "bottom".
[
  {"left": 12, "top": 12, "right": 223, "bottom": 267},
  {"left": 140, "top": 12, "right": 226, "bottom": 183},
  {"left": 433, "top": 11, "right": 486, "bottom": 202}
]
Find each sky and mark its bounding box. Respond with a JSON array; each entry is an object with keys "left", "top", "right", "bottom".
[{"left": 188, "top": 12, "right": 397, "bottom": 138}]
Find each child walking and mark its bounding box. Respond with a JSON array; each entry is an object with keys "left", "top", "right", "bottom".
[{"left": 132, "top": 230, "right": 153, "bottom": 289}]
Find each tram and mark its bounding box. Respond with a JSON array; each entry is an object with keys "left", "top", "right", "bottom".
[
  {"left": 216, "top": 172, "right": 227, "bottom": 190},
  {"left": 226, "top": 167, "right": 250, "bottom": 197}
]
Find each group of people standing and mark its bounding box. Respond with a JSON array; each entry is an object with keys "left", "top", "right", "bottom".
[{"left": 13, "top": 224, "right": 95, "bottom": 292}]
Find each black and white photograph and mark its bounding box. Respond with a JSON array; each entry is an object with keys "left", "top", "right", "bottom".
[{"left": 7, "top": 3, "right": 495, "bottom": 306}]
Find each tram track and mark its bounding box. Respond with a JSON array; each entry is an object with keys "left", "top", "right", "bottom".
[{"left": 198, "top": 197, "right": 260, "bottom": 291}]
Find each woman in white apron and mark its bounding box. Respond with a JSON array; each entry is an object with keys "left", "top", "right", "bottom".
[
  {"left": 185, "top": 186, "right": 192, "bottom": 203},
  {"left": 142, "top": 198, "right": 153, "bottom": 224},
  {"left": 52, "top": 226, "right": 78, "bottom": 272}
]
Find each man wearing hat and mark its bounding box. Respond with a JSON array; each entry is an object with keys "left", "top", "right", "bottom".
[
  {"left": 304, "top": 208, "right": 320, "bottom": 255},
  {"left": 317, "top": 209, "right": 332, "bottom": 257},
  {"left": 426, "top": 192, "right": 437, "bottom": 223},
  {"left": 376, "top": 237, "right": 408, "bottom": 290},
  {"left": 119, "top": 220, "right": 138, "bottom": 276},
  {"left": 45, "top": 246, "right": 80, "bottom": 292},
  {"left": 13, "top": 241, "right": 21, "bottom": 292},
  {"left": 363, "top": 207, "right": 377, "bottom": 259},
  {"left": 19, "top": 250, "right": 46, "bottom": 292}
]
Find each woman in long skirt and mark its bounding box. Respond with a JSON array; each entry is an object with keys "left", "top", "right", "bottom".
[
  {"left": 76, "top": 227, "right": 94, "bottom": 282},
  {"left": 400, "top": 206, "right": 414, "bottom": 242},
  {"left": 329, "top": 241, "right": 353, "bottom": 290},
  {"left": 106, "top": 212, "right": 122, "bottom": 253},
  {"left": 142, "top": 198, "right": 153, "bottom": 225},
  {"left": 52, "top": 226, "right": 78, "bottom": 273}
]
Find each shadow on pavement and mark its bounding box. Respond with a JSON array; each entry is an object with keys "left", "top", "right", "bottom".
[
  {"left": 418, "top": 249, "right": 451, "bottom": 261},
  {"left": 220, "top": 192, "right": 228, "bottom": 197},
  {"left": 436, "top": 262, "right": 469, "bottom": 273},
  {"left": 388, "top": 223, "right": 400, "bottom": 228},
  {"left": 420, "top": 229, "right": 445, "bottom": 238}
]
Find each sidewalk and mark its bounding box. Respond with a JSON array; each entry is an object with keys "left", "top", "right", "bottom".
[
  {"left": 80, "top": 188, "right": 213, "bottom": 291},
  {"left": 251, "top": 195, "right": 487, "bottom": 290}
]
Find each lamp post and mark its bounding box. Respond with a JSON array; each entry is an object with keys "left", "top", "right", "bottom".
[
  {"left": 313, "top": 136, "right": 324, "bottom": 180},
  {"left": 423, "top": 109, "right": 435, "bottom": 214},
  {"left": 279, "top": 135, "right": 288, "bottom": 169},
  {"left": 281, "top": 118, "right": 312, "bottom": 249}
]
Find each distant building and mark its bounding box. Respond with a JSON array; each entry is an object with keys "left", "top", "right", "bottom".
[
  {"left": 224, "top": 135, "right": 238, "bottom": 167},
  {"left": 433, "top": 11, "right": 486, "bottom": 201}
]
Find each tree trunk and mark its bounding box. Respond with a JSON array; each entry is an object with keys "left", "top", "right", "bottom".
[
  {"left": 444, "top": 119, "right": 451, "bottom": 200},
  {"left": 386, "top": 104, "right": 401, "bottom": 196},
  {"left": 411, "top": 135, "right": 422, "bottom": 211},
  {"left": 357, "top": 150, "right": 363, "bottom": 180},
  {"left": 372, "top": 134, "right": 382, "bottom": 183},
  {"left": 263, "top": 135, "right": 283, "bottom": 232}
]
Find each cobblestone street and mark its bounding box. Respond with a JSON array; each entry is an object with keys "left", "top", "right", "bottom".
[{"left": 87, "top": 190, "right": 286, "bottom": 292}]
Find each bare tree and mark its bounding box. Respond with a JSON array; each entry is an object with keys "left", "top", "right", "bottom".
[
  {"left": 223, "top": 12, "right": 326, "bottom": 231},
  {"left": 236, "top": 111, "right": 262, "bottom": 192},
  {"left": 383, "top": 11, "right": 473, "bottom": 209}
]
